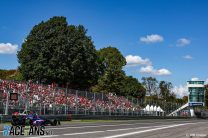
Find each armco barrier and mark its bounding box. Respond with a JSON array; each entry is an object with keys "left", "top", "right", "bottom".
[{"left": 1, "top": 114, "right": 191, "bottom": 123}]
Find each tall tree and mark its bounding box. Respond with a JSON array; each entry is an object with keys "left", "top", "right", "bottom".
[
  {"left": 159, "top": 81, "right": 175, "bottom": 101},
  {"left": 91, "top": 46, "right": 126, "bottom": 94},
  {"left": 120, "top": 76, "right": 146, "bottom": 98},
  {"left": 182, "top": 96, "right": 188, "bottom": 104},
  {"left": 141, "top": 77, "right": 158, "bottom": 96},
  {"left": 17, "top": 16, "right": 99, "bottom": 89}
]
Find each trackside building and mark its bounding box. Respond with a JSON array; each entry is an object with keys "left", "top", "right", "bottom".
[
  {"left": 168, "top": 80, "right": 205, "bottom": 116},
  {"left": 187, "top": 80, "right": 205, "bottom": 106}
]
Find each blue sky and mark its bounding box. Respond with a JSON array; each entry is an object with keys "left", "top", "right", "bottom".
[{"left": 0, "top": 0, "right": 208, "bottom": 96}]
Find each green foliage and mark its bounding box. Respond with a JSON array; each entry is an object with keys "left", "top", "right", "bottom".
[
  {"left": 17, "top": 16, "right": 99, "bottom": 89},
  {"left": 8, "top": 71, "right": 23, "bottom": 81},
  {"left": 174, "top": 99, "right": 182, "bottom": 106},
  {"left": 182, "top": 96, "right": 188, "bottom": 104},
  {"left": 15, "top": 16, "right": 181, "bottom": 102},
  {"left": 0, "top": 69, "right": 15, "bottom": 79},
  {"left": 205, "top": 85, "right": 208, "bottom": 109},
  {"left": 92, "top": 69, "right": 126, "bottom": 93},
  {"left": 159, "top": 81, "right": 176, "bottom": 102},
  {"left": 16, "top": 16, "right": 145, "bottom": 98},
  {"left": 0, "top": 69, "right": 23, "bottom": 81},
  {"left": 145, "top": 95, "right": 159, "bottom": 102},
  {"left": 91, "top": 47, "right": 126, "bottom": 93},
  {"left": 91, "top": 47, "right": 146, "bottom": 99},
  {"left": 120, "top": 76, "right": 146, "bottom": 98},
  {"left": 142, "top": 78, "right": 186, "bottom": 108},
  {"left": 97, "top": 46, "right": 126, "bottom": 71}
]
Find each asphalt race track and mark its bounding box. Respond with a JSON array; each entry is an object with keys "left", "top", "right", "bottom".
[{"left": 1, "top": 119, "right": 208, "bottom": 138}]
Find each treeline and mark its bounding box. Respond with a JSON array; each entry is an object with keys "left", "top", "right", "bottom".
[
  {"left": 0, "top": 69, "right": 22, "bottom": 80},
  {"left": 205, "top": 85, "right": 208, "bottom": 108},
  {"left": 142, "top": 77, "right": 188, "bottom": 104}
]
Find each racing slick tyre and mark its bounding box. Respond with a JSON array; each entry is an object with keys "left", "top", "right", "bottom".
[
  {"left": 51, "top": 119, "right": 57, "bottom": 126},
  {"left": 58, "top": 120, "right": 61, "bottom": 125},
  {"left": 29, "top": 119, "right": 33, "bottom": 126},
  {"left": 11, "top": 116, "right": 19, "bottom": 126},
  {"left": 11, "top": 120, "right": 17, "bottom": 126}
]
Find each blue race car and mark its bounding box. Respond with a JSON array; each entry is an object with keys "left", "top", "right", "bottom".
[
  {"left": 11, "top": 111, "right": 60, "bottom": 126},
  {"left": 27, "top": 113, "right": 60, "bottom": 126}
]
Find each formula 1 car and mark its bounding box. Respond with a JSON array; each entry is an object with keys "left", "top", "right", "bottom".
[{"left": 11, "top": 111, "right": 60, "bottom": 126}]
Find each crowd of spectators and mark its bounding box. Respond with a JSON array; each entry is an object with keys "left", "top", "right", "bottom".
[{"left": 0, "top": 79, "right": 141, "bottom": 114}]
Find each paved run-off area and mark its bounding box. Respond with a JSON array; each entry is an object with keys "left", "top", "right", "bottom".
[{"left": 1, "top": 119, "right": 208, "bottom": 138}]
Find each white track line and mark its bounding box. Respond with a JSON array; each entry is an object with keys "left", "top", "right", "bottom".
[
  {"left": 46, "top": 121, "right": 194, "bottom": 130},
  {"left": 101, "top": 123, "right": 195, "bottom": 138},
  {"left": 60, "top": 125, "right": 167, "bottom": 136},
  {"left": 105, "top": 124, "right": 174, "bottom": 132},
  {"left": 63, "top": 131, "right": 104, "bottom": 136},
  {"left": 61, "top": 123, "right": 197, "bottom": 137}
]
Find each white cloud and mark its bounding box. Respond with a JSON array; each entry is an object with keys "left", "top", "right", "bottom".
[
  {"left": 0, "top": 43, "right": 18, "bottom": 54},
  {"left": 139, "top": 65, "right": 171, "bottom": 76},
  {"left": 183, "top": 55, "right": 193, "bottom": 60},
  {"left": 140, "top": 65, "right": 154, "bottom": 74},
  {"left": 126, "top": 54, "right": 171, "bottom": 76},
  {"left": 191, "top": 77, "right": 199, "bottom": 81},
  {"left": 140, "top": 34, "right": 164, "bottom": 44},
  {"left": 125, "top": 55, "right": 151, "bottom": 66},
  {"left": 177, "top": 38, "right": 191, "bottom": 46},
  {"left": 172, "top": 85, "right": 188, "bottom": 98},
  {"left": 156, "top": 68, "right": 172, "bottom": 76}
]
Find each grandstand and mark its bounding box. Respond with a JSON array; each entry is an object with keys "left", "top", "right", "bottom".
[
  {"left": 0, "top": 79, "right": 182, "bottom": 116},
  {"left": 0, "top": 79, "right": 141, "bottom": 115}
]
